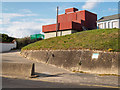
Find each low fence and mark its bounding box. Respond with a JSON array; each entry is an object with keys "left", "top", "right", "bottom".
[{"left": 0, "top": 42, "right": 17, "bottom": 52}]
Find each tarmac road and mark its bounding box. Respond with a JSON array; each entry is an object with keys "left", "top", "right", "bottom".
[
  {"left": 1, "top": 50, "right": 119, "bottom": 88},
  {"left": 2, "top": 77, "right": 104, "bottom": 88}
]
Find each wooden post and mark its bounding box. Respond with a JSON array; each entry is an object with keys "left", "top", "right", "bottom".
[{"left": 56, "top": 6, "right": 59, "bottom": 37}]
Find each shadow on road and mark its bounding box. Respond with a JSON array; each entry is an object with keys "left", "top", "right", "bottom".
[
  {"left": 33, "top": 72, "right": 66, "bottom": 78},
  {"left": 1, "top": 49, "right": 21, "bottom": 54}
]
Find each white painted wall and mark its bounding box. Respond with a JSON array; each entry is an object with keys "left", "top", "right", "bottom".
[
  {"left": 0, "top": 41, "right": 17, "bottom": 52},
  {"left": 44, "top": 32, "right": 56, "bottom": 39},
  {"left": 97, "top": 19, "right": 120, "bottom": 29},
  {"left": 44, "top": 30, "right": 73, "bottom": 39}
]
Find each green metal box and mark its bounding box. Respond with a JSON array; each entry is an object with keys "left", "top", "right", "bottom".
[{"left": 30, "top": 34, "right": 44, "bottom": 40}]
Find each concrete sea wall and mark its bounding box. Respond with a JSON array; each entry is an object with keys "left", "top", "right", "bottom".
[
  {"left": 21, "top": 50, "right": 120, "bottom": 75},
  {"left": 2, "top": 62, "right": 35, "bottom": 77}
]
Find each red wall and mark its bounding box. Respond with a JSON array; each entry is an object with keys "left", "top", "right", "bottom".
[
  {"left": 59, "top": 21, "right": 72, "bottom": 30},
  {"left": 65, "top": 8, "right": 78, "bottom": 14},
  {"left": 42, "top": 8, "right": 97, "bottom": 33},
  {"left": 72, "top": 21, "right": 82, "bottom": 30},
  {"left": 76, "top": 11, "right": 86, "bottom": 21},
  {"left": 58, "top": 13, "right": 77, "bottom": 23},
  {"left": 85, "top": 11, "right": 97, "bottom": 29},
  {"left": 42, "top": 24, "right": 57, "bottom": 32}
]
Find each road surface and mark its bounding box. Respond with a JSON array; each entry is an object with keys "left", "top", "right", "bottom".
[{"left": 1, "top": 50, "right": 119, "bottom": 88}]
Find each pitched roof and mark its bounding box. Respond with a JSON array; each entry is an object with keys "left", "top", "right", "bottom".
[{"left": 97, "top": 14, "right": 120, "bottom": 22}]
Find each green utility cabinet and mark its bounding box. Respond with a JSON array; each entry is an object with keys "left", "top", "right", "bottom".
[{"left": 30, "top": 34, "right": 44, "bottom": 40}]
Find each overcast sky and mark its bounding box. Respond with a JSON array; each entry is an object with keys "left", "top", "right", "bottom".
[{"left": 0, "top": 1, "right": 119, "bottom": 38}]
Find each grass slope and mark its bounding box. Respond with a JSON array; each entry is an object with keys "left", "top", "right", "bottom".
[{"left": 22, "top": 29, "right": 119, "bottom": 52}]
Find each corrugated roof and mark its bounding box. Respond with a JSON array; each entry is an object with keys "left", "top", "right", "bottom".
[{"left": 97, "top": 14, "right": 120, "bottom": 22}]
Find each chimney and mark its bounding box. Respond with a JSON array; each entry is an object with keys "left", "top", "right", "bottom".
[{"left": 65, "top": 8, "right": 78, "bottom": 14}]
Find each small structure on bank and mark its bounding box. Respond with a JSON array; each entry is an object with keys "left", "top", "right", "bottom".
[
  {"left": 30, "top": 34, "right": 44, "bottom": 40},
  {"left": 42, "top": 7, "right": 97, "bottom": 39}
]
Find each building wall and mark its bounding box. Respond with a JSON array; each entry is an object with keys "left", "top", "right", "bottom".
[
  {"left": 65, "top": 8, "right": 78, "bottom": 14},
  {"left": 43, "top": 9, "right": 97, "bottom": 33},
  {"left": 44, "top": 30, "right": 76, "bottom": 39},
  {"left": 119, "top": 19, "right": 120, "bottom": 28},
  {"left": 42, "top": 24, "right": 57, "bottom": 32},
  {"left": 85, "top": 11, "right": 97, "bottom": 29},
  {"left": 0, "top": 42, "right": 17, "bottom": 52},
  {"left": 97, "top": 19, "right": 120, "bottom": 29}
]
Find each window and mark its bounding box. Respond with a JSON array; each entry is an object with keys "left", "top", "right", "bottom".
[
  {"left": 98, "top": 23, "right": 103, "bottom": 29},
  {"left": 108, "top": 22, "right": 110, "bottom": 28},
  {"left": 104, "top": 23, "right": 106, "bottom": 29},
  {"left": 112, "top": 21, "right": 118, "bottom": 28}
]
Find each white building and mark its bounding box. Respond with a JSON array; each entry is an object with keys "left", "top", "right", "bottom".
[
  {"left": 0, "top": 41, "right": 17, "bottom": 53},
  {"left": 97, "top": 14, "right": 120, "bottom": 29}
]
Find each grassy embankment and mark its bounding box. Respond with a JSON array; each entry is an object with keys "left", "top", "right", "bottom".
[{"left": 22, "top": 29, "right": 119, "bottom": 52}]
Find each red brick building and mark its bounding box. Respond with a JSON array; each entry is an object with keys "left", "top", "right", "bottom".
[{"left": 42, "top": 7, "right": 97, "bottom": 39}]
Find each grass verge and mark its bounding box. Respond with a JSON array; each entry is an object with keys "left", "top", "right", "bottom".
[{"left": 22, "top": 29, "right": 119, "bottom": 52}]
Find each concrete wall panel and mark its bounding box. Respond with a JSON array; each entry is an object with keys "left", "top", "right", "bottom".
[
  {"left": 44, "top": 30, "right": 72, "bottom": 39},
  {"left": 21, "top": 50, "right": 120, "bottom": 75},
  {"left": 44, "top": 32, "right": 56, "bottom": 39},
  {"left": 2, "top": 62, "right": 35, "bottom": 77}
]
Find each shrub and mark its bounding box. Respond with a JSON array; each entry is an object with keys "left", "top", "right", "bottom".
[
  {"left": 16, "top": 37, "right": 42, "bottom": 49},
  {"left": 0, "top": 33, "right": 15, "bottom": 43}
]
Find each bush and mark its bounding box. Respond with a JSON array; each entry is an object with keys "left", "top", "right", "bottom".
[
  {"left": 16, "top": 37, "right": 42, "bottom": 49},
  {"left": 0, "top": 33, "right": 15, "bottom": 43},
  {"left": 0, "top": 33, "right": 42, "bottom": 49}
]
